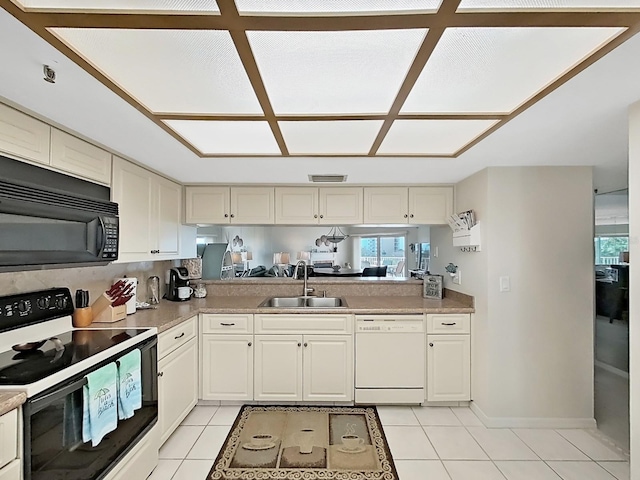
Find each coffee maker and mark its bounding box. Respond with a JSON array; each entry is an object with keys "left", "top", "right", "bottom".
[{"left": 165, "top": 267, "right": 190, "bottom": 302}]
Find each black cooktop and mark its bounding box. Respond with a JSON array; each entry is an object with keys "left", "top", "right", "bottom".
[{"left": 0, "top": 328, "right": 149, "bottom": 385}]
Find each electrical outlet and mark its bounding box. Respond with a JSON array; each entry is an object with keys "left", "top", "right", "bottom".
[
  {"left": 452, "top": 270, "right": 461, "bottom": 285},
  {"left": 433, "top": 246, "right": 439, "bottom": 258}
]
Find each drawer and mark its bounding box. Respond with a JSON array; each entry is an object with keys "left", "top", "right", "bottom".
[
  {"left": 201, "top": 314, "right": 253, "bottom": 334},
  {"left": 426, "top": 314, "right": 470, "bottom": 334},
  {"left": 158, "top": 316, "right": 197, "bottom": 359},
  {"left": 0, "top": 409, "right": 17, "bottom": 470},
  {"left": 255, "top": 314, "right": 352, "bottom": 334}
]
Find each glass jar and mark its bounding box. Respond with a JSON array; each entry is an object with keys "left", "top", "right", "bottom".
[{"left": 194, "top": 283, "right": 207, "bottom": 298}]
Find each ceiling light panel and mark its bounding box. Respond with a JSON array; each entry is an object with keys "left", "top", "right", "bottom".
[
  {"left": 377, "top": 119, "right": 499, "bottom": 155},
  {"left": 247, "top": 29, "right": 427, "bottom": 115},
  {"left": 458, "top": 0, "right": 640, "bottom": 10},
  {"left": 164, "top": 120, "right": 281, "bottom": 154},
  {"left": 401, "top": 27, "right": 624, "bottom": 114},
  {"left": 50, "top": 29, "right": 261, "bottom": 114},
  {"left": 235, "top": 0, "right": 442, "bottom": 15},
  {"left": 16, "top": 0, "right": 220, "bottom": 12},
  {"left": 280, "top": 120, "right": 384, "bottom": 154}
]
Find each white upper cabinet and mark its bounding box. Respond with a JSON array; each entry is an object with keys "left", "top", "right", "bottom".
[
  {"left": 232, "top": 187, "right": 275, "bottom": 224},
  {"left": 112, "top": 156, "right": 182, "bottom": 262},
  {"left": 185, "top": 186, "right": 274, "bottom": 224},
  {"left": 50, "top": 128, "right": 112, "bottom": 185},
  {"left": 364, "top": 186, "right": 453, "bottom": 224},
  {"left": 0, "top": 103, "right": 50, "bottom": 165},
  {"left": 185, "top": 186, "right": 230, "bottom": 224},
  {"left": 275, "top": 187, "right": 363, "bottom": 225},
  {"left": 408, "top": 187, "right": 454, "bottom": 225}
]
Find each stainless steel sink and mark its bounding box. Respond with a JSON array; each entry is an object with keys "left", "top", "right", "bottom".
[{"left": 258, "top": 296, "right": 347, "bottom": 308}]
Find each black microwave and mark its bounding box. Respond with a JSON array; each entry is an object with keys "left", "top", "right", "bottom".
[{"left": 0, "top": 155, "right": 119, "bottom": 271}]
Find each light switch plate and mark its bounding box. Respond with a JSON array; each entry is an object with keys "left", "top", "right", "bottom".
[{"left": 500, "top": 276, "right": 510, "bottom": 292}]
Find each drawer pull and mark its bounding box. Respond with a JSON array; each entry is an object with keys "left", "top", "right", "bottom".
[
  {"left": 429, "top": 343, "right": 434, "bottom": 347},
  {"left": 248, "top": 342, "right": 252, "bottom": 347},
  {"left": 174, "top": 332, "right": 185, "bottom": 340},
  {"left": 441, "top": 322, "right": 457, "bottom": 326},
  {"left": 220, "top": 322, "right": 236, "bottom": 326},
  {"left": 158, "top": 371, "right": 164, "bottom": 377}
]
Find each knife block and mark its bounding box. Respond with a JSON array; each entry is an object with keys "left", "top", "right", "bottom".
[{"left": 91, "top": 293, "right": 127, "bottom": 323}]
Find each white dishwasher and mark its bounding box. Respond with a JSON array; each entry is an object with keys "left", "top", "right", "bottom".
[{"left": 355, "top": 315, "right": 425, "bottom": 404}]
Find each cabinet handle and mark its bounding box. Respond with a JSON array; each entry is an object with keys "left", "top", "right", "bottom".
[
  {"left": 230, "top": 214, "right": 235, "bottom": 218},
  {"left": 157, "top": 371, "right": 164, "bottom": 377},
  {"left": 319, "top": 215, "right": 324, "bottom": 219},
  {"left": 220, "top": 322, "right": 235, "bottom": 326},
  {"left": 429, "top": 343, "right": 434, "bottom": 347},
  {"left": 314, "top": 214, "right": 318, "bottom": 218},
  {"left": 410, "top": 214, "right": 414, "bottom": 218},
  {"left": 441, "top": 322, "right": 457, "bottom": 326},
  {"left": 303, "top": 342, "right": 308, "bottom": 347},
  {"left": 248, "top": 342, "right": 252, "bottom": 347},
  {"left": 174, "top": 332, "right": 185, "bottom": 340},
  {"left": 298, "top": 342, "right": 302, "bottom": 347},
  {"left": 224, "top": 214, "right": 229, "bottom": 218},
  {"left": 404, "top": 214, "right": 408, "bottom": 218}
]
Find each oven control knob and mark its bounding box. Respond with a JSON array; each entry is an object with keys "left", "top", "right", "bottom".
[
  {"left": 55, "top": 297, "right": 68, "bottom": 309},
  {"left": 17, "top": 300, "right": 30, "bottom": 314},
  {"left": 37, "top": 296, "right": 51, "bottom": 309}
]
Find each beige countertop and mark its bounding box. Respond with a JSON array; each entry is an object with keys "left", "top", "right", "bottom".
[
  {"left": 89, "top": 294, "right": 474, "bottom": 334},
  {"left": 0, "top": 392, "right": 26, "bottom": 416}
]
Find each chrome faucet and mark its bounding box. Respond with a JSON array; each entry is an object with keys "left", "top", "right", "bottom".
[{"left": 294, "top": 260, "right": 314, "bottom": 297}]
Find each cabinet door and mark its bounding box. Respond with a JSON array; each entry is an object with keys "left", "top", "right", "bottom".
[
  {"left": 50, "top": 128, "right": 112, "bottom": 184},
  {"left": 158, "top": 337, "right": 198, "bottom": 445},
  {"left": 0, "top": 103, "right": 50, "bottom": 165},
  {"left": 427, "top": 334, "right": 470, "bottom": 402},
  {"left": 154, "top": 176, "right": 181, "bottom": 258},
  {"left": 319, "top": 187, "right": 363, "bottom": 225},
  {"left": 231, "top": 187, "right": 275, "bottom": 224},
  {"left": 112, "top": 156, "right": 154, "bottom": 262},
  {"left": 254, "top": 335, "right": 302, "bottom": 401},
  {"left": 363, "top": 187, "right": 408, "bottom": 224},
  {"left": 201, "top": 334, "right": 253, "bottom": 401},
  {"left": 184, "top": 186, "right": 230, "bottom": 224},
  {"left": 0, "top": 410, "right": 17, "bottom": 469},
  {"left": 0, "top": 460, "right": 20, "bottom": 480},
  {"left": 275, "top": 187, "right": 318, "bottom": 224},
  {"left": 409, "top": 187, "right": 454, "bottom": 225},
  {"left": 303, "top": 335, "right": 353, "bottom": 402}
]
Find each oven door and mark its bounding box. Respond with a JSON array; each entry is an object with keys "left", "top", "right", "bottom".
[{"left": 22, "top": 336, "right": 158, "bottom": 480}]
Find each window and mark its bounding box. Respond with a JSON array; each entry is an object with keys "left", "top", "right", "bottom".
[
  {"left": 594, "top": 236, "right": 628, "bottom": 265},
  {"left": 360, "top": 235, "right": 405, "bottom": 275}
]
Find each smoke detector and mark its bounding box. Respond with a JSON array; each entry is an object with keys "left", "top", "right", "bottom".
[{"left": 308, "top": 174, "right": 348, "bottom": 183}]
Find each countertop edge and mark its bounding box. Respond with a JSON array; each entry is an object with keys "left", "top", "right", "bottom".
[{"left": 0, "top": 392, "right": 27, "bottom": 416}]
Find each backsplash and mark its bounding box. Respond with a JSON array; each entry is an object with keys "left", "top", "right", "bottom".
[{"left": 0, "top": 261, "right": 174, "bottom": 307}]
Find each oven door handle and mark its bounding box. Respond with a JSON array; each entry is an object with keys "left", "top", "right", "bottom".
[{"left": 30, "top": 377, "right": 88, "bottom": 415}]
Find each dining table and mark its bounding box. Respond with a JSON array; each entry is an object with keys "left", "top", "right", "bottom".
[{"left": 312, "top": 268, "right": 363, "bottom": 277}]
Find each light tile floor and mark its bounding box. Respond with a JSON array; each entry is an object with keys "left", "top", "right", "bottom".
[{"left": 149, "top": 405, "right": 630, "bottom": 480}]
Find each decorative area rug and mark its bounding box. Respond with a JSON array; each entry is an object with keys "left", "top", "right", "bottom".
[{"left": 207, "top": 405, "right": 398, "bottom": 480}]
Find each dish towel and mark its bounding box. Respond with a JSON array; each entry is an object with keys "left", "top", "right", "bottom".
[
  {"left": 82, "top": 362, "right": 118, "bottom": 447},
  {"left": 117, "top": 349, "right": 142, "bottom": 420}
]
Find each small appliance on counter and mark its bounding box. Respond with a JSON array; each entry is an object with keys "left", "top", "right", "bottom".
[{"left": 164, "top": 267, "right": 191, "bottom": 302}]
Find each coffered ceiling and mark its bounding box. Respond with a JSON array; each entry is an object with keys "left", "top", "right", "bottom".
[{"left": 3, "top": 0, "right": 640, "bottom": 159}]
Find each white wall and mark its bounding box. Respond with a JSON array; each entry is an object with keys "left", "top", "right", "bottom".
[
  {"left": 432, "top": 166, "right": 595, "bottom": 427},
  {"left": 628, "top": 101, "right": 640, "bottom": 478}
]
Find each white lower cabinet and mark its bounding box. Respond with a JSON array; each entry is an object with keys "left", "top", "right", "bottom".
[
  {"left": 253, "top": 315, "right": 354, "bottom": 403},
  {"left": 201, "top": 334, "right": 254, "bottom": 401},
  {"left": 200, "top": 314, "right": 254, "bottom": 401},
  {"left": 158, "top": 319, "right": 198, "bottom": 445},
  {"left": 254, "top": 335, "right": 303, "bottom": 401},
  {"left": 0, "top": 460, "right": 20, "bottom": 480},
  {"left": 426, "top": 313, "right": 471, "bottom": 402}
]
